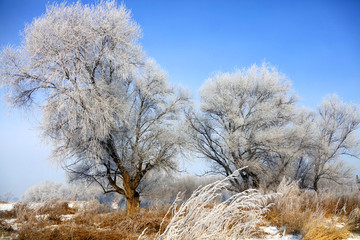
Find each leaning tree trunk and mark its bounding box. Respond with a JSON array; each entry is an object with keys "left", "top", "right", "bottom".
[{"left": 313, "top": 176, "right": 319, "bottom": 192}]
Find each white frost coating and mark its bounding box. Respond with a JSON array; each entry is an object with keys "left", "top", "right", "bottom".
[
  {"left": 308, "top": 94, "right": 360, "bottom": 190},
  {"left": 143, "top": 169, "right": 274, "bottom": 240},
  {"left": 186, "top": 64, "right": 360, "bottom": 191},
  {"left": 187, "top": 63, "right": 300, "bottom": 190},
  {"left": 0, "top": 203, "right": 15, "bottom": 211},
  {"left": 0, "top": 0, "right": 189, "bottom": 210},
  {"left": 61, "top": 214, "right": 75, "bottom": 221},
  {"left": 252, "top": 226, "right": 301, "bottom": 240}
]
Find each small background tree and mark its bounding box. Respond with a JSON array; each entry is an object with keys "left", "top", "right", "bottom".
[{"left": 308, "top": 95, "right": 360, "bottom": 191}]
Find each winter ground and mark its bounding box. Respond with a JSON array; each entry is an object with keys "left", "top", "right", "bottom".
[{"left": 1, "top": 201, "right": 359, "bottom": 240}]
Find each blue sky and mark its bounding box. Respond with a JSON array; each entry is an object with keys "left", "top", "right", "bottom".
[{"left": 0, "top": 0, "right": 360, "bottom": 198}]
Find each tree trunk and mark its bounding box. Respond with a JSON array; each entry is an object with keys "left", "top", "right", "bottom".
[
  {"left": 313, "top": 177, "right": 319, "bottom": 192},
  {"left": 125, "top": 191, "right": 140, "bottom": 215},
  {"left": 240, "top": 169, "right": 259, "bottom": 190},
  {"left": 121, "top": 171, "right": 141, "bottom": 215}
]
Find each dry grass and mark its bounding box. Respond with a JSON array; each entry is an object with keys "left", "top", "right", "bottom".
[
  {"left": 265, "top": 178, "right": 360, "bottom": 238},
  {"left": 9, "top": 201, "right": 169, "bottom": 240},
  {"left": 302, "top": 225, "right": 349, "bottom": 240},
  {"left": 37, "top": 200, "right": 77, "bottom": 215},
  {"left": 348, "top": 207, "right": 360, "bottom": 233},
  {"left": 15, "top": 211, "right": 169, "bottom": 240},
  {"left": 17, "top": 224, "right": 127, "bottom": 240},
  {"left": 0, "top": 208, "right": 16, "bottom": 219},
  {"left": 318, "top": 192, "right": 360, "bottom": 217},
  {"left": 145, "top": 170, "right": 275, "bottom": 240},
  {"left": 264, "top": 179, "right": 324, "bottom": 235},
  {"left": 1, "top": 180, "right": 359, "bottom": 239}
]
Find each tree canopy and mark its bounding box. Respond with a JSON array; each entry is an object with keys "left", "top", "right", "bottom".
[
  {"left": 0, "top": 1, "right": 189, "bottom": 215},
  {"left": 186, "top": 64, "right": 360, "bottom": 191}
]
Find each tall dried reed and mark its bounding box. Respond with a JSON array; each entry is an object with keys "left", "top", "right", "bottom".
[{"left": 141, "top": 170, "right": 274, "bottom": 240}]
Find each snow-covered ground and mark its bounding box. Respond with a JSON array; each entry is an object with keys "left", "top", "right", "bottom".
[
  {"left": 249, "top": 226, "right": 360, "bottom": 240},
  {"left": 1, "top": 202, "right": 359, "bottom": 239},
  {"left": 247, "top": 226, "right": 301, "bottom": 240},
  {"left": 0, "top": 202, "right": 15, "bottom": 211}
]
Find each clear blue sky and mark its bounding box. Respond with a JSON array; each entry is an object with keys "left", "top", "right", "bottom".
[{"left": 1, "top": 0, "right": 360, "bottom": 198}]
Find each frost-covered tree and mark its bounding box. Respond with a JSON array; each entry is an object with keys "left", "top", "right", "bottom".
[
  {"left": 260, "top": 107, "right": 318, "bottom": 189},
  {"left": 308, "top": 95, "right": 360, "bottom": 191},
  {"left": 0, "top": 191, "right": 17, "bottom": 202},
  {"left": 0, "top": 1, "right": 188, "bottom": 215},
  {"left": 186, "top": 63, "right": 298, "bottom": 190},
  {"left": 21, "top": 181, "right": 104, "bottom": 202}
]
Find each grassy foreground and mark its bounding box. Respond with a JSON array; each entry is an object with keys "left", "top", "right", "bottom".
[{"left": 1, "top": 179, "right": 359, "bottom": 239}]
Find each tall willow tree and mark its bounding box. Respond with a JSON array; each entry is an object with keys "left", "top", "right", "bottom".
[{"left": 0, "top": 1, "right": 188, "bottom": 215}]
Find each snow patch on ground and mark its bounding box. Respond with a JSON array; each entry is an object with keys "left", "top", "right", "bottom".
[
  {"left": 247, "top": 226, "right": 301, "bottom": 240},
  {"left": 61, "top": 214, "right": 75, "bottom": 221},
  {"left": 335, "top": 223, "right": 346, "bottom": 228},
  {"left": 68, "top": 201, "right": 90, "bottom": 210},
  {"left": 3, "top": 218, "right": 16, "bottom": 224},
  {"left": 0, "top": 203, "right": 15, "bottom": 211}
]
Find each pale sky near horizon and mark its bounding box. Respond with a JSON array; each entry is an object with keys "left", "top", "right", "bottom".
[{"left": 0, "top": 0, "right": 360, "bottom": 198}]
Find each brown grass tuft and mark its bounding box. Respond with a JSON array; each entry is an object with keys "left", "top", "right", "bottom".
[
  {"left": 265, "top": 179, "right": 360, "bottom": 237},
  {"left": 302, "top": 225, "right": 349, "bottom": 240},
  {"left": 265, "top": 179, "right": 325, "bottom": 235},
  {"left": 0, "top": 209, "right": 16, "bottom": 219},
  {"left": 17, "top": 224, "right": 127, "bottom": 240},
  {"left": 348, "top": 207, "right": 360, "bottom": 233},
  {"left": 38, "top": 200, "right": 76, "bottom": 215},
  {"left": 13, "top": 203, "right": 37, "bottom": 223}
]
